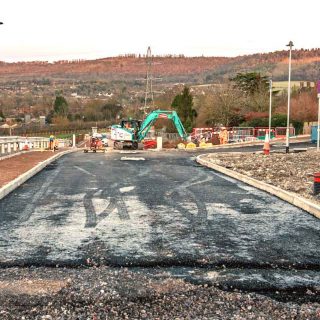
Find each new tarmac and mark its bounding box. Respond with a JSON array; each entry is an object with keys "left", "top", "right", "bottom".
[{"left": 0, "top": 149, "right": 319, "bottom": 296}]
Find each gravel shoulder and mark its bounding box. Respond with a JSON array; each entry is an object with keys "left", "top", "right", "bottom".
[
  {"left": 203, "top": 149, "right": 320, "bottom": 206},
  {"left": 0, "top": 267, "right": 319, "bottom": 320}
]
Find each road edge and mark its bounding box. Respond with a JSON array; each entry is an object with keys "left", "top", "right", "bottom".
[
  {"left": 196, "top": 154, "right": 320, "bottom": 220},
  {"left": 0, "top": 149, "right": 79, "bottom": 200}
]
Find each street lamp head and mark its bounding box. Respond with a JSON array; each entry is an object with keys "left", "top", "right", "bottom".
[
  {"left": 0, "top": 22, "right": 3, "bottom": 25},
  {"left": 286, "top": 41, "right": 294, "bottom": 48}
]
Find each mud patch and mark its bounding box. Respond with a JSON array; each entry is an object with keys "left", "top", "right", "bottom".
[{"left": 0, "top": 279, "right": 65, "bottom": 295}]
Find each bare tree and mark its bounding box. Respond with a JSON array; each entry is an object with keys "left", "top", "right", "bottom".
[{"left": 196, "top": 84, "right": 244, "bottom": 127}]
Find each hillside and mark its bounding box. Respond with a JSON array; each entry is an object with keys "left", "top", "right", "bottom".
[{"left": 0, "top": 49, "right": 319, "bottom": 83}]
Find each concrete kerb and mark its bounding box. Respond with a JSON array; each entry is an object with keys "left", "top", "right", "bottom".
[
  {"left": 0, "top": 149, "right": 79, "bottom": 201},
  {"left": 184, "top": 135, "right": 310, "bottom": 152},
  {"left": 196, "top": 154, "right": 320, "bottom": 220}
]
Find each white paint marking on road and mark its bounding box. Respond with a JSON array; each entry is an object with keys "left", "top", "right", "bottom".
[
  {"left": 74, "top": 166, "right": 95, "bottom": 176},
  {"left": 119, "top": 186, "right": 135, "bottom": 193},
  {"left": 120, "top": 157, "right": 145, "bottom": 161},
  {"left": 120, "top": 151, "right": 139, "bottom": 154}
]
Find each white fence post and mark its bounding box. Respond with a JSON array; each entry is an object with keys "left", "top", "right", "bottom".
[{"left": 7, "top": 142, "right": 11, "bottom": 154}]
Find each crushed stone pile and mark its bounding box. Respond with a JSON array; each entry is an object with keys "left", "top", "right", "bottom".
[
  {"left": 205, "top": 150, "right": 320, "bottom": 205},
  {"left": 0, "top": 267, "right": 319, "bottom": 319}
]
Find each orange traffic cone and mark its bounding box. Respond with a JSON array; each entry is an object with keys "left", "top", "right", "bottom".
[{"left": 263, "top": 131, "right": 270, "bottom": 155}]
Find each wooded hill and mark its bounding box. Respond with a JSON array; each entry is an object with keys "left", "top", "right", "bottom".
[{"left": 0, "top": 48, "right": 319, "bottom": 83}]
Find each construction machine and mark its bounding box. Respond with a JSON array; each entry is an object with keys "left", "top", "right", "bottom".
[
  {"left": 83, "top": 135, "right": 106, "bottom": 153},
  {"left": 111, "top": 110, "right": 188, "bottom": 150}
]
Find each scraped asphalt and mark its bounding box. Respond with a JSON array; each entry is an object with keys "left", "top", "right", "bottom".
[{"left": 0, "top": 145, "right": 319, "bottom": 298}]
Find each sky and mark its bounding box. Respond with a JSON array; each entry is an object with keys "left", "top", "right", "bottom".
[{"left": 0, "top": 0, "right": 319, "bottom": 62}]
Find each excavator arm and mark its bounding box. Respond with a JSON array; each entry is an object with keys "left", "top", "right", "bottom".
[{"left": 137, "top": 110, "right": 188, "bottom": 141}]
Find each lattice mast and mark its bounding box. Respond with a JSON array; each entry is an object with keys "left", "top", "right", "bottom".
[{"left": 143, "top": 46, "right": 154, "bottom": 114}]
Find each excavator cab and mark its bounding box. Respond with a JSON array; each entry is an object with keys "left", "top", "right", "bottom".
[{"left": 121, "top": 119, "right": 141, "bottom": 132}]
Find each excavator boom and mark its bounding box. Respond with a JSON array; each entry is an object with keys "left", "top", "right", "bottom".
[{"left": 137, "top": 110, "right": 188, "bottom": 141}]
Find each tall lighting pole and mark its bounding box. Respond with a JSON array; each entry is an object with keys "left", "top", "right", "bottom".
[
  {"left": 285, "top": 41, "right": 294, "bottom": 153},
  {"left": 317, "top": 80, "right": 320, "bottom": 151},
  {"left": 268, "top": 78, "right": 272, "bottom": 138}
]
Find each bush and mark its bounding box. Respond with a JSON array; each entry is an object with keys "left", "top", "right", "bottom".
[
  {"left": 292, "top": 120, "right": 304, "bottom": 134},
  {"left": 240, "top": 117, "right": 268, "bottom": 127},
  {"left": 240, "top": 113, "right": 288, "bottom": 128},
  {"left": 271, "top": 114, "right": 287, "bottom": 127}
]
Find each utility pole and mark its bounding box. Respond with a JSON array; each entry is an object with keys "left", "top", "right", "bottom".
[
  {"left": 268, "top": 78, "right": 272, "bottom": 138},
  {"left": 143, "top": 46, "right": 154, "bottom": 114},
  {"left": 285, "top": 41, "right": 294, "bottom": 154},
  {"left": 317, "top": 80, "right": 320, "bottom": 151}
]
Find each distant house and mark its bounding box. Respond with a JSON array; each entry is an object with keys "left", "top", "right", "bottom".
[
  {"left": 24, "top": 114, "right": 31, "bottom": 124},
  {"left": 39, "top": 116, "right": 46, "bottom": 126}
]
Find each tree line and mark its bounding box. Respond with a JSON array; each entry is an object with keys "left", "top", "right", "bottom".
[{"left": 1, "top": 71, "right": 318, "bottom": 136}]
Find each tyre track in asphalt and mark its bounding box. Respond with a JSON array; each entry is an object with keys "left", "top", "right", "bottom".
[
  {"left": 131, "top": 156, "right": 225, "bottom": 265},
  {"left": 83, "top": 184, "right": 130, "bottom": 228},
  {"left": 0, "top": 152, "right": 319, "bottom": 271}
]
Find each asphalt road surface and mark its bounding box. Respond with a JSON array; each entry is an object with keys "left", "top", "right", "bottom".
[{"left": 0, "top": 149, "right": 319, "bottom": 295}]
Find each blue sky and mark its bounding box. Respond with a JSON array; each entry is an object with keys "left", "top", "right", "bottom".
[{"left": 1, "top": 0, "right": 319, "bottom": 62}]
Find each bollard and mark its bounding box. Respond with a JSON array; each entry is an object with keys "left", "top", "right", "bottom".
[
  {"left": 314, "top": 173, "right": 320, "bottom": 195},
  {"left": 1, "top": 143, "right": 5, "bottom": 154},
  {"left": 156, "top": 137, "right": 162, "bottom": 151}
]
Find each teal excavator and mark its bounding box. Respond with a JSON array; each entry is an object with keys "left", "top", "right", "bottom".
[{"left": 111, "top": 110, "right": 188, "bottom": 149}]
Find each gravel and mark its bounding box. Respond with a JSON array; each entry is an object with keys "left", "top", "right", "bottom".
[
  {"left": 0, "top": 267, "right": 319, "bottom": 319},
  {"left": 204, "top": 149, "right": 320, "bottom": 205}
]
